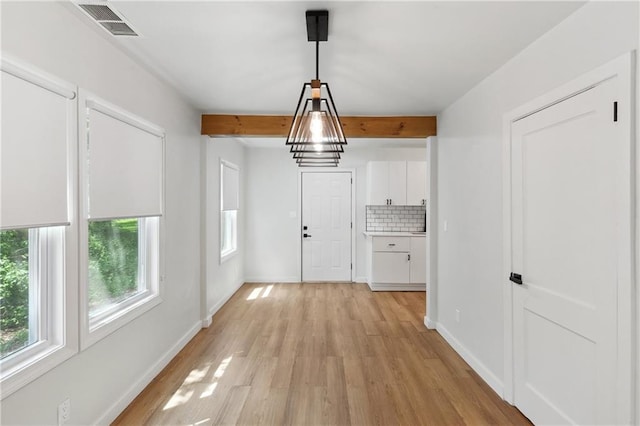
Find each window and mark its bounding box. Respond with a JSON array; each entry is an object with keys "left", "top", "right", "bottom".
[
  {"left": 220, "top": 211, "right": 237, "bottom": 257},
  {"left": 0, "top": 228, "right": 65, "bottom": 361},
  {"left": 88, "top": 218, "right": 159, "bottom": 325},
  {"left": 80, "top": 91, "right": 164, "bottom": 348},
  {"left": 220, "top": 160, "right": 239, "bottom": 262},
  {"left": 1, "top": 58, "right": 77, "bottom": 397}
]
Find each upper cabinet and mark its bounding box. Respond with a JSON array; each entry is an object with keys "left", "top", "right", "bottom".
[
  {"left": 367, "top": 161, "right": 406, "bottom": 205},
  {"left": 406, "top": 161, "right": 427, "bottom": 206},
  {"left": 367, "top": 161, "right": 426, "bottom": 206}
]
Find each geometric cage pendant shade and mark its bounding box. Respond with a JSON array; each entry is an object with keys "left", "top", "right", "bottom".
[{"left": 285, "top": 10, "right": 347, "bottom": 167}]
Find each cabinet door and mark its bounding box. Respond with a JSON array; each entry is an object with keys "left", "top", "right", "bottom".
[
  {"left": 388, "top": 161, "right": 407, "bottom": 205},
  {"left": 410, "top": 237, "right": 426, "bottom": 283},
  {"left": 372, "top": 252, "right": 410, "bottom": 283},
  {"left": 367, "top": 161, "right": 389, "bottom": 205},
  {"left": 406, "top": 161, "right": 427, "bottom": 206}
]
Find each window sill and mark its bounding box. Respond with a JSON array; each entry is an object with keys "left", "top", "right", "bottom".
[
  {"left": 81, "top": 292, "right": 162, "bottom": 350},
  {"left": 1, "top": 342, "right": 76, "bottom": 400},
  {"left": 220, "top": 249, "right": 239, "bottom": 264}
]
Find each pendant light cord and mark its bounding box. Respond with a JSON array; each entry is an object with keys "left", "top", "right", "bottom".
[{"left": 315, "top": 15, "right": 319, "bottom": 80}]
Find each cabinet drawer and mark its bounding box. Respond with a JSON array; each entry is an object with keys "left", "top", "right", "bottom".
[{"left": 372, "top": 236, "right": 410, "bottom": 252}]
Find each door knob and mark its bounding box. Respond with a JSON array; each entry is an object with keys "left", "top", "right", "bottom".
[{"left": 303, "top": 233, "right": 312, "bottom": 238}]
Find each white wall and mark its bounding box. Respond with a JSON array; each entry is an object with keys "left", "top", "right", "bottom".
[
  {"left": 203, "top": 137, "right": 246, "bottom": 323},
  {"left": 245, "top": 146, "right": 427, "bottom": 283},
  {"left": 436, "top": 0, "right": 639, "bottom": 401},
  {"left": 1, "top": 3, "right": 202, "bottom": 424}
]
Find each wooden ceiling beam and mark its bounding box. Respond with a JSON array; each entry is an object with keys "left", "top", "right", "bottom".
[{"left": 201, "top": 114, "right": 437, "bottom": 138}]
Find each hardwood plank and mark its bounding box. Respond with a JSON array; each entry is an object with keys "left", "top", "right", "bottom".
[
  {"left": 325, "top": 356, "right": 351, "bottom": 425},
  {"left": 346, "top": 386, "right": 374, "bottom": 425},
  {"left": 113, "top": 283, "right": 530, "bottom": 426},
  {"left": 270, "top": 354, "right": 295, "bottom": 389},
  {"left": 201, "top": 114, "right": 437, "bottom": 138},
  {"left": 212, "top": 385, "right": 251, "bottom": 425}
]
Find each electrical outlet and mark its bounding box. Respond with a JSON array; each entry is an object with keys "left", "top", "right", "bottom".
[
  {"left": 455, "top": 309, "right": 460, "bottom": 323},
  {"left": 58, "top": 398, "right": 70, "bottom": 425}
]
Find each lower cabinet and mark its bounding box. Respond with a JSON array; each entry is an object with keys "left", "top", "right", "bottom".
[
  {"left": 372, "top": 252, "right": 411, "bottom": 283},
  {"left": 366, "top": 235, "right": 426, "bottom": 291}
]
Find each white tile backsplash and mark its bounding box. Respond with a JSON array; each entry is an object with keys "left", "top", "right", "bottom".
[{"left": 366, "top": 205, "right": 426, "bottom": 232}]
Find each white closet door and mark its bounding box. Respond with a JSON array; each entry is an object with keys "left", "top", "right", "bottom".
[{"left": 510, "top": 78, "right": 621, "bottom": 425}]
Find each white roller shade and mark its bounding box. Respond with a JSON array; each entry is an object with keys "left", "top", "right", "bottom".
[
  {"left": 221, "top": 161, "right": 239, "bottom": 211},
  {"left": 85, "top": 97, "right": 164, "bottom": 220},
  {"left": 1, "top": 60, "right": 75, "bottom": 230}
]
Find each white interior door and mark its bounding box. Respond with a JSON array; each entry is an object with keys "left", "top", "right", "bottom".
[
  {"left": 302, "top": 172, "right": 352, "bottom": 282},
  {"left": 510, "top": 77, "right": 627, "bottom": 425}
]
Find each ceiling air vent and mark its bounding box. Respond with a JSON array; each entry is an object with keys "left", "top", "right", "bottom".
[
  {"left": 100, "top": 22, "right": 137, "bottom": 36},
  {"left": 77, "top": 2, "right": 139, "bottom": 37}
]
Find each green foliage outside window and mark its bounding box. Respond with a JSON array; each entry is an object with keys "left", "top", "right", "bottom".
[
  {"left": 0, "top": 230, "right": 30, "bottom": 358},
  {"left": 88, "top": 219, "right": 140, "bottom": 314}
]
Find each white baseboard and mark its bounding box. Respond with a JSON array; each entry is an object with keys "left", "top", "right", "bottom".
[
  {"left": 368, "top": 282, "right": 426, "bottom": 291},
  {"left": 435, "top": 322, "right": 504, "bottom": 397},
  {"left": 424, "top": 316, "right": 437, "bottom": 329},
  {"left": 208, "top": 279, "right": 245, "bottom": 319},
  {"left": 354, "top": 276, "right": 367, "bottom": 283},
  {"left": 201, "top": 316, "right": 212, "bottom": 328},
  {"left": 243, "top": 276, "right": 300, "bottom": 283},
  {"left": 94, "top": 320, "right": 202, "bottom": 425}
]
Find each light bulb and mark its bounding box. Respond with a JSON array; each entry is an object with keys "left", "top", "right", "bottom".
[
  {"left": 310, "top": 111, "right": 323, "bottom": 144},
  {"left": 313, "top": 143, "right": 323, "bottom": 152}
]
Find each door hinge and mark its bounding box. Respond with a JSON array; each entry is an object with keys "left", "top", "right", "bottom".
[
  {"left": 350, "top": 263, "right": 352, "bottom": 270},
  {"left": 509, "top": 272, "right": 523, "bottom": 285},
  {"left": 613, "top": 101, "right": 618, "bottom": 122},
  {"left": 351, "top": 178, "right": 353, "bottom": 184},
  {"left": 351, "top": 222, "right": 353, "bottom": 229}
]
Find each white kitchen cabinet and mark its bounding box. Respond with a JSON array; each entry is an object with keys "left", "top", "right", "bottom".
[
  {"left": 372, "top": 252, "right": 410, "bottom": 283},
  {"left": 406, "top": 161, "right": 427, "bottom": 206},
  {"left": 365, "top": 234, "right": 426, "bottom": 291},
  {"left": 367, "top": 161, "right": 390, "bottom": 205},
  {"left": 388, "top": 161, "right": 407, "bottom": 205},
  {"left": 367, "top": 161, "right": 426, "bottom": 206},
  {"left": 409, "top": 237, "right": 426, "bottom": 284},
  {"left": 366, "top": 161, "right": 407, "bottom": 205}
]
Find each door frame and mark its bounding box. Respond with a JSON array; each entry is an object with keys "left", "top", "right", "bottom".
[
  {"left": 501, "top": 51, "right": 635, "bottom": 423},
  {"left": 298, "top": 168, "right": 356, "bottom": 282},
  {"left": 425, "top": 136, "right": 438, "bottom": 329}
]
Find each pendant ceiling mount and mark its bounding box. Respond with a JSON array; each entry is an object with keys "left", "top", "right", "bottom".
[
  {"left": 306, "top": 10, "right": 328, "bottom": 42},
  {"left": 286, "top": 10, "right": 347, "bottom": 167}
]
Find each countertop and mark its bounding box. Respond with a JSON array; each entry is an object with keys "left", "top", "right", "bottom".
[{"left": 363, "top": 231, "right": 426, "bottom": 237}]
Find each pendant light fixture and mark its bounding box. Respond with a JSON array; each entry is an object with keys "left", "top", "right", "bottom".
[{"left": 286, "top": 10, "right": 347, "bottom": 167}]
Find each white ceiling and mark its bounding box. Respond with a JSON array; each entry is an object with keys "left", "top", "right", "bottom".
[{"left": 95, "top": 1, "right": 584, "bottom": 117}]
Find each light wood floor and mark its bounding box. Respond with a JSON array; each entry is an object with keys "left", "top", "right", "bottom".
[{"left": 113, "top": 283, "right": 531, "bottom": 425}]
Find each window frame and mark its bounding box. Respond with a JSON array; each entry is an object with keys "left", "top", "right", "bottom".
[
  {"left": 219, "top": 159, "right": 239, "bottom": 264},
  {"left": 78, "top": 90, "right": 165, "bottom": 351},
  {"left": 0, "top": 56, "right": 79, "bottom": 399}
]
